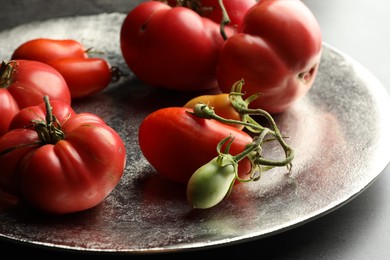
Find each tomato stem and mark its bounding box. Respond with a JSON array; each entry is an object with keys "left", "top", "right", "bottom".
[
  {"left": 187, "top": 80, "right": 296, "bottom": 208},
  {"left": 174, "top": 0, "right": 201, "bottom": 10},
  {"left": 218, "top": 0, "right": 230, "bottom": 40},
  {"left": 165, "top": 0, "right": 230, "bottom": 40},
  {"left": 189, "top": 79, "right": 295, "bottom": 182},
  {"left": 0, "top": 60, "right": 17, "bottom": 88},
  {"left": 192, "top": 103, "right": 267, "bottom": 133},
  {"left": 85, "top": 47, "right": 105, "bottom": 55},
  {"left": 0, "top": 95, "right": 65, "bottom": 156},
  {"left": 32, "top": 96, "right": 65, "bottom": 144},
  {"left": 110, "top": 66, "right": 128, "bottom": 83},
  {"left": 44, "top": 95, "right": 54, "bottom": 125}
]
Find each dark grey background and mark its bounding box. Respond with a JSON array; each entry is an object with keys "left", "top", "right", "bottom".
[{"left": 1, "top": 0, "right": 389, "bottom": 258}]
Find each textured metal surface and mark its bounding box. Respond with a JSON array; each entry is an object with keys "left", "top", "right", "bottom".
[{"left": 0, "top": 13, "right": 389, "bottom": 254}]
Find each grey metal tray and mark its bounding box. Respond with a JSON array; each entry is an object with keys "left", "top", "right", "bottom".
[{"left": 0, "top": 13, "right": 389, "bottom": 254}]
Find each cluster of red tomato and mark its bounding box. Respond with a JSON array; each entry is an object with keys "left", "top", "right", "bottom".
[
  {"left": 126, "top": 0, "right": 322, "bottom": 208},
  {"left": 120, "top": 0, "right": 322, "bottom": 114},
  {"left": 0, "top": 0, "right": 322, "bottom": 213},
  {"left": 0, "top": 39, "right": 126, "bottom": 214}
]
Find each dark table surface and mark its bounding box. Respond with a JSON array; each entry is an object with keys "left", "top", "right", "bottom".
[{"left": 1, "top": 0, "right": 390, "bottom": 259}]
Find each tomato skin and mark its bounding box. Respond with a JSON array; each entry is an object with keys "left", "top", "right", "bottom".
[
  {"left": 0, "top": 60, "right": 71, "bottom": 136},
  {"left": 217, "top": 0, "right": 322, "bottom": 114},
  {"left": 0, "top": 129, "right": 38, "bottom": 194},
  {"left": 138, "top": 107, "right": 252, "bottom": 185},
  {"left": 9, "top": 99, "right": 76, "bottom": 130},
  {"left": 0, "top": 90, "right": 19, "bottom": 135},
  {"left": 0, "top": 101, "right": 126, "bottom": 215},
  {"left": 183, "top": 93, "right": 243, "bottom": 130},
  {"left": 120, "top": 1, "right": 222, "bottom": 91},
  {"left": 48, "top": 57, "right": 112, "bottom": 99},
  {"left": 4, "top": 60, "right": 71, "bottom": 107},
  {"left": 11, "top": 38, "right": 88, "bottom": 63}
]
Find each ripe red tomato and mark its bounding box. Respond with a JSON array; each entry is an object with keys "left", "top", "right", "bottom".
[
  {"left": 11, "top": 38, "right": 115, "bottom": 99},
  {"left": 47, "top": 57, "right": 112, "bottom": 99},
  {"left": 217, "top": 0, "right": 323, "bottom": 114},
  {"left": 0, "top": 98, "right": 126, "bottom": 214},
  {"left": 0, "top": 60, "right": 71, "bottom": 136},
  {"left": 11, "top": 38, "right": 88, "bottom": 63},
  {"left": 120, "top": 0, "right": 255, "bottom": 91},
  {"left": 120, "top": 1, "right": 224, "bottom": 91},
  {"left": 138, "top": 107, "right": 252, "bottom": 185}
]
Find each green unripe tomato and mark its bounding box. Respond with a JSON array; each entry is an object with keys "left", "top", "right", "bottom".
[{"left": 187, "top": 155, "right": 237, "bottom": 209}]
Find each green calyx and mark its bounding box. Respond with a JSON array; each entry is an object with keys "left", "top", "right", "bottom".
[
  {"left": 32, "top": 96, "right": 65, "bottom": 145},
  {"left": 0, "top": 96, "right": 64, "bottom": 157}
]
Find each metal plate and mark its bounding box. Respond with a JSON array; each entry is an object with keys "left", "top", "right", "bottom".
[{"left": 0, "top": 13, "right": 389, "bottom": 254}]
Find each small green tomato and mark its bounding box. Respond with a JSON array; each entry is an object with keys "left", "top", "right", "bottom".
[{"left": 187, "top": 155, "right": 237, "bottom": 209}]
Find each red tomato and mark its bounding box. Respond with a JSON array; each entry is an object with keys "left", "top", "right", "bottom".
[
  {"left": 10, "top": 38, "right": 115, "bottom": 99},
  {"left": 217, "top": 0, "right": 322, "bottom": 114},
  {"left": 48, "top": 57, "right": 112, "bottom": 99},
  {"left": 0, "top": 60, "right": 71, "bottom": 136},
  {"left": 138, "top": 107, "right": 252, "bottom": 185},
  {"left": 120, "top": 0, "right": 254, "bottom": 91},
  {"left": 11, "top": 38, "right": 88, "bottom": 63},
  {"left": 0, "top": 98, "right": 126, "bottom": 215}
]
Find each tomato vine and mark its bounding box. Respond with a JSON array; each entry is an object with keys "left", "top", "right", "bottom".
[{"left": 187, "top": 79, "right": 295, "bottom": 208}]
